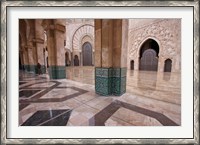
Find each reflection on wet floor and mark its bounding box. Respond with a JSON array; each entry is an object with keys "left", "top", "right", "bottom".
[
  {"left": 66, "top": 66, "right": 181, "bottom": 105},
  {"left": 19, "top": 66, "right": 181, "bottom": 126}
]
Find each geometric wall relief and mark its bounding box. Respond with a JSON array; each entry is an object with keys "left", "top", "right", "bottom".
[{"left": 129, "top": 20, "right": 180, "bottom": 62}]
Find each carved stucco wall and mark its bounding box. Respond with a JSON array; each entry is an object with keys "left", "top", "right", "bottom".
[
  {"left": 65, "top": 19, "right": 94, "bottom": 51},
  {"left": 65, "top": 19, "right": 94, "bottom": 66},
  {"left": 128, "top": 19, "right": 181, "bottom": 72}
]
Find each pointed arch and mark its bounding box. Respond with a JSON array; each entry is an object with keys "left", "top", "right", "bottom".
[{"left": 139, "top": 38, "right": 159, "bottom": 71}]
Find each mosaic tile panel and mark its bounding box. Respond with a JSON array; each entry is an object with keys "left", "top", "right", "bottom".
[
  {"left": 95, "top": 67, "right": 127, "bottom": 96},
  {"left": 95, "top": 67, "right": 112, "bottom": 77},
  {"left": 48, "top": 66, "right": 66, "bottom": 79},
  {"left": 29, "top": 65, "right": 37, "bottom": 73},
  {"left": 112, "top": 67, "right": 127, "bottom": 96},
  {"left": 95, "top": 76, "right": 112, "bottom": 96},
  {"left": 35, "top": 65, "right": 46, "bottom": 74},
  {"left": 112, "top": 68, "right": 121, "bottom": 77},
  {"left": 121, "top": 67, "right": 127, "bottom": 77},
  {"left": 41, "top": 65, "right": 46, "bottom": 74},
  {"left": 120, "top": 77, "right": 126, "bottom": 94},
  {"left": 23, "top": 65, "right": 30, "bottom": 72}
]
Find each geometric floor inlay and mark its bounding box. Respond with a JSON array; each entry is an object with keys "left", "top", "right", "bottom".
[
  {"left": 22, "top": 109, "right": 72, "bottom": 126},
  {"left": 89, "top": 100, "right": 178, "bottom": 126},
  {"left": 19, "top": 90, "right": 41, "bottom": 98},
  {"left": 19, "top": 82, "right": 27, "bottom": 85},
  {"left": 19, "top": 69, "right": 181, "bottom": 126}
]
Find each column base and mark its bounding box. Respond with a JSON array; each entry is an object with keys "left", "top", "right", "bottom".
[
  {"left": 48, "top": 66, "right": 66, "bottom": 79},
  {"left": 29, "top": 65, "right": 37, "bottom": 73},
  {"left": 41, "top": 65, "right": 46, "bottom": 74},
  {"left": 23, "top": 65, "right": 46, "bottom": 74},
  {"left": 95, "top": 67, "right": 127, "bottom": 96},
  {"left": 36, "top": 65, "right": 46, "bottom": 74},
  {"left": 112, "top": 68, "right": 127, "bottom": 96},
  {"left": 23, "top": 65, "right": 29, "bottom": 72}
]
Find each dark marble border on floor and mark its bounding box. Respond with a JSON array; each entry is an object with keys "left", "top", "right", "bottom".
[
  {"left": 20, "top": 86, "right": 88, "bottom": 103},
  {"left": 19, "top": 89, "right": 42, "bottom": 98},
  {"left": 89, "top": 100, "right": 178, "bottom": 126},
  {"left": 19, "top": 81, "right": 88, "bottom": 111},
  {"left": 19, "top": 81, "right": 61, "bottom": 111},
  {"left": 19, "top": 82, "right": 28, "bottom": 85},
  {"left": 21, "top": 109, "right": 72, "bottom": 126}
]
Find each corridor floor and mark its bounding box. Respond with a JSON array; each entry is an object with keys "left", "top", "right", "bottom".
[{"left": 19, "top": 66, "right": 181, "bottom": 126}]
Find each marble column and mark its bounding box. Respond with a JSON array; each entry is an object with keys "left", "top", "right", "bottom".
[
  {"left": 26, "top": 20, "right": 38, "bottom": 74},
  {"left": 34, "top": 20, "right": 46, "bottom": 74},
  {"left": 27, "top": 46, "right": 35, "bottom": 72},
  {"left": 95, "top": 19, "right": 128, "bottom": 96},
  {"left": 23, "top": 46, "right": 29, "bottom": 72},
  {"left": 45, "top": 19, "right": 66, "bottom": 79}
]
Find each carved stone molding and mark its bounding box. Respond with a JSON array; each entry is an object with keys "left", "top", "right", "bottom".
[
  {"left": 32, "top": 38, "right": 44, "bottom": 44},
  {"left": 129, "top": 19, "right": 181, "bottom": 59}
]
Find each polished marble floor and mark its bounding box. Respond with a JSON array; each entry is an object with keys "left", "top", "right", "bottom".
[{"left": 19, "top": 66, "right": 181, "bottom": 126}]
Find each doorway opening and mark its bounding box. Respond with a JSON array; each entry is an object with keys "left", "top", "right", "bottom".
[
  {"left": 164, "top": 59, "right": 172, "bottom": 72},
  {"left": 82, "top": 42, "right": 92, "bottom": 66},
  {"left": 139, "top": 39, "right": 159, "bottom": 71},
  {"left": 74, "top": 55, "right": 79, "bottom": 66},
  {"left": 130, "top": 60, "right": 134, "bottom": 70},
  {"left": 65, "top": 51, "right": 70, "bottom": 66}
]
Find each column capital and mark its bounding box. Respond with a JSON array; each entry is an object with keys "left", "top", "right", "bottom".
[
  {"left": 44, "top": 24, "right": 65, "bottom": 33},
  {"left": 55, "top": 24, "right": 66, "bottom": 33},
  {"left": 32, "top": 38, "right": 44, "bottom": 44}
]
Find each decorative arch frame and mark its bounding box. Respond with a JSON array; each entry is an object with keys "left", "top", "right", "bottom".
[
  {"left": 80, "top": 34, "right": 94, "bottom": 51},
  {"left": 137, "top": 36, "right": 162, "bottom": 58},
  {"left": 72, "top": 24, "right": 94, "bottom": 51}
]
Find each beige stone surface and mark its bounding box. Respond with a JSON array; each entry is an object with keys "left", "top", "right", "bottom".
[
  {"left": 19, "top": 18, "right": 181, "bottom": 72},
  {"left": 128, "top": 19, "right": 181, "bottom": 72},
  {"left": 95, "top": 20, "right": 102, "bottom": 67}
]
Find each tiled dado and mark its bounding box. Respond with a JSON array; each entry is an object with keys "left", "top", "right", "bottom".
[
  {"left": 22, "top": 65, "right": 46, "bottom": 74},
  {"left": 23, "top": 65, "right": 30, "bottom": 72},
  {"left": 48, "top": 66, "right": 66, "bottom": 79},
  {"left": 95, "top": 67, "right": 127, "bottom": 96}
]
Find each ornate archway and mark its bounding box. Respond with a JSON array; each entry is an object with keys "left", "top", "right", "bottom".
[{"left": 139, "top": 39, "right": 159, "bottom": 71}]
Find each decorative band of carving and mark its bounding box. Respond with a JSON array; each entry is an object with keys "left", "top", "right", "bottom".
[
  {"left": 32, "top": 38, "right": 44, "bottom": 44},
  {"left": 44, "top": 24, "right": 65, "bottom": 33}
]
